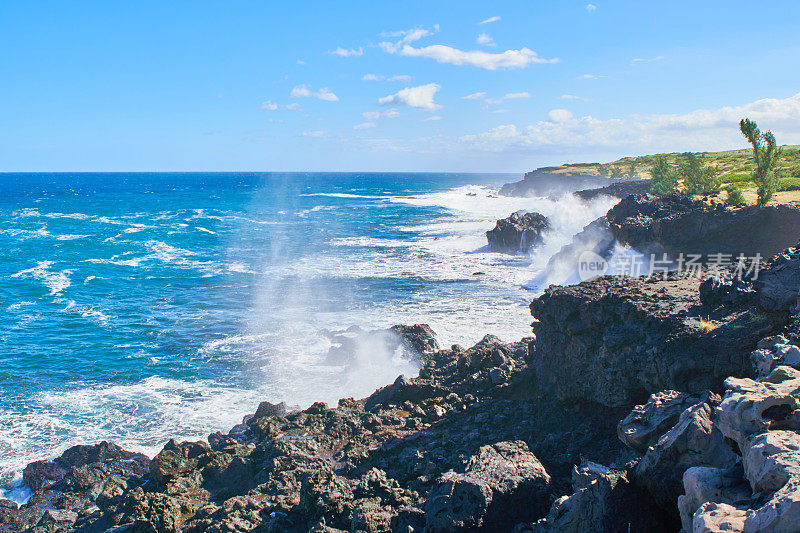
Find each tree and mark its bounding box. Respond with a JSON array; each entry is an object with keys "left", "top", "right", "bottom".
[
  {"left": 724, "top": 185, "right": 745, "bottom": 206},
  {"left": 649, "top": 155, "right": 678, "bottom": 194},
  {"left": 740, "top": 118, "right": 782, "bottom": 206},
  {"left": 681, "top": 152, "right": 721, "bottom": 194},
  {"left": 597, "top": 163, "right": 610, "bottom": 178},
  {"left": 610, "top": 165, "right": 624, "bottom": 180}
]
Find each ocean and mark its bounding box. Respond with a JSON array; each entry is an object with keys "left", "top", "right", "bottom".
[{"left": 0, "top": 172, "right": 617, "bottom": 498}]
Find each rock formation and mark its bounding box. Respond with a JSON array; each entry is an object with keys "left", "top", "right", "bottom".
[
  {"left": 499, "top": 167, "right": 608, "bottom": 197},
  {"left": 486, "top": 211, "right": 550, "bottom": 254}
]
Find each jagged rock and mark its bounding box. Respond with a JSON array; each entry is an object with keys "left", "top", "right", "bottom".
[
  {"left": 692, "top": 501, "right": 747, "bottom": 532},
  {"left": 425, "top": 441, "right": 551, "bottom": 531},
  {"left": 23, "top": 460, "right": 68, "bottom": 492},
  {"left": 528, "top": 275, "right": 762, "bottom": 409},
  {"left": 254, "top": 400, "right": 288, "bottom": 420},
  {"left": 758, "top": 241, "right": 800, "bottom": 312},
  {"left": 364, "top": 375, "right": 448, "bottom": 411},
  {"left": 149, "top": 439, "right": 210, "bottom": 493},
  {"left": 618, "top": 390, "right": 712, "bottom": 451},
  {"left": 606, "top": 193, "right": 800, "bottom": 257},
  {"left": 486, "top": 211, "right": 550, "bottom": 253},
  {"left": 750, "top": 336, "right": 800, "bottom": 378},
  {"left": 699, "top": 272, "right": 757, "bottom": 309},
  {"left": 390, "top": 324, "right": 439, "bottom": 355},
  {"left": 532, "top": 464, "right": 665, "bottom": 532},
  {"left": 632, "top": 394, "right": 737, "bottom": 511},
  {"left": 30, "top": 509, "right": 77, "bottom": 533}
]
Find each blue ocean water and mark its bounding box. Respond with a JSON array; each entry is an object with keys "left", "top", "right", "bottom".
[{"left": 0, "top": 172, "right": 616, "bottom": 492}]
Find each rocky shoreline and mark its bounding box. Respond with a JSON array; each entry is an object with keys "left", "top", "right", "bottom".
[{"left": 3, "top": 194, "right": 800, "bottom": 532}]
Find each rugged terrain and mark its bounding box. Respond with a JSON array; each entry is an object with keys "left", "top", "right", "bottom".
[{"left": 3, "top": 196, "right": 800, "bottom": 532}]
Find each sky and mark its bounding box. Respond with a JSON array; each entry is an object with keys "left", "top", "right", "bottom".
[{"left": 1, "top": 0, "right": 800, "bottom": 172}]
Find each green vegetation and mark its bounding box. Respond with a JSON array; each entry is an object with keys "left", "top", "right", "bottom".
[
  {"left": 649, "top": 155, "right": 678, "bottom": 194},
  {"left": 740, "top": 118, "right": 782, "bottom": 206},
  {"left": 681, "top": 152, "right": 721, "bottom": 194},
  {"left": 724, "top": 185, "right": 745, "bottom": 206},
  {"left": 626, "top": 159, "right": 637, "bottom": 179},
  {"left": 597, "top": 163, "right": 610, "bottom": 178}
]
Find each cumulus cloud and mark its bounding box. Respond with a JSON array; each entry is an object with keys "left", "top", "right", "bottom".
[
  {"left": 290, "top": 85, "right": 339, "bottom": 101},
  {"left": 362, "top": 74, "right": 381, "bottom": 81},
  {"left": 477, "top": 33, "right": 495, "bottom": 46},
  {"left": 261, "top": 101, "right": 278, "bottom": 111},
  {"left": 379, "top": 83, "right": 441, "bottom": 111},
  {"left": 330, "top": 47, "right": 364, "bottom": 57},
  {"left": 462, "top": 92, "right": 487, "bottom": 100},
  {"left": 586, "top": 4, "right": 597, "bottom": 12},
  {"left": 354, "top": 122, "right": 377, "bottom": 130},
  {"left": 381, "top": 41, "right": 557, "bottom": 70},
  {"left": 457, "top": 92, "right": 800, "bottom": 154},
  {"left": 285, "top": 103, "right": 302, "bottom": 111},
  {"left": 388, "top": 74, "right": 412, "bottom": 82},
  {"left": 479, "top": 16, "right": 501, "bottom": 24}
]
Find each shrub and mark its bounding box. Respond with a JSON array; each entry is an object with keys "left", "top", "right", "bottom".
[
  {"left": 681, "top": 153, "right": 721, "bottom": 194},
  {"left": 649, "top": 155, "right": 678, "bottom": 194},
  {"left": 740, "top": 118, "right": 782, "bottom": 206},
  {"left": 724, "top": 184, "right": 745, "bottom": 206}
]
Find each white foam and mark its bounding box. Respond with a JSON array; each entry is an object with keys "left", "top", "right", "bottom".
[{"left": 11, "top": 261, "right": 72, "bottom": 296}]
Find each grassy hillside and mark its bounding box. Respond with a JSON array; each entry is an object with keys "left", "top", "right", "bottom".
[{"left": 570, "top": 145, "right": 800, "bottom": 191}]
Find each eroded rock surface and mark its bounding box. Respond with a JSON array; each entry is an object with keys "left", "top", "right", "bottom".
[{"left": 486, "top": 211, "right": 550, "bottom": 253}]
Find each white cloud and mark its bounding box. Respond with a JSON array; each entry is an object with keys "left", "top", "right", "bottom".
[
  {"left": 479, "top": 16, "right": 501, "bottom": 24},
  {"left": 379, "top": 83, "right": 441, "bottom": 110},
  {"left": 548, "top": 109, "right": 574, "bottom": 122},
  {"left": 457, "top": 92, "right": 800, "bottom": 154},
  {"left": 577, "top": 74, "right": 603, "bottom": 80},
  {"left": 290, "top": 85, "right": 339, "bottom": 101},
  {"left": 493, "top": 109, "right": 511, "bottom": 114},
  {"left": 586, "top": 4, "right": 597, "bottom": 12},
  {"left": 632, "top": 55, "right": 664, "bottom": 63},
  {"left": 463, "top": 91, "right": 531, "bottom": 104},
  {"left": 261, "top": 101, "right": 278, "bottom": 111},
  {"left": 301, "top": 130, "right": 328, "bottom": 138},
  {"left": 285, "top": 103, "right": 302, "bottom": 111},
  {"left": 330, "top": 47, "right": 364, "bottom": 57},
  {"left": 354, "top": 122, "right": 377, "bottom": 130},
  {"left": 477, "top": 33, "right": 495, "bottom": 46},
  {"left": 561, "top": 94, "right": 592, "bottom": 102},
  {"left": 424, "top": 116, "right": 443, "bottom": 121},
  {"left": 381, "top": 42, "right": 558, "bottom": 70},
  {"left": 297, "top": 60, "right": 306, "bottom": 65},
  {"left": 380, "top": 28, "right": 434, "bottom": 50},
  {"left": 362, "top": 74, "right": 413, "bottom": 83},
  {"left": 362, "top": 109, "right": 401, "bottom": 120}
]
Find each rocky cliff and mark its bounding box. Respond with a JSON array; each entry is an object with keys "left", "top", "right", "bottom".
[
  {"left": 4, "top": 204, "right": 800, "bottom": 532},
  {"left": 499, "top": 167, "right": 609, "bottom": 198},
  {"left": 486, "top": 211, "right": 550, "bottom": 254}
]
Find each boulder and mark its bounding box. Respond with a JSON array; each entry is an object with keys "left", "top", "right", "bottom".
[
  {"left": 390, "top": 324, "right": 439, "bottom": 355},
  {"left": 425, "top": 441, "right": 551, "bottom": 531},
  {"left": 758, "top": 241, "right": 800, "bottom": 312},
  {"left": 677, "top": 464, "right": 751, "bottom": 532},
  {"left": 364, "top": 375, "right": 449, "bottom": 411},
  {"left": 486, "top": 211, "right": 550, "bottom": 253},
  {"left": 533, "top": 463, "right": 667, "bottom": 532},
  {"left": 632, "top": 395, "right": 737, "bottom": 511},
  {"left": 618, "top": 390, "right": 712, "bottom": 451}
]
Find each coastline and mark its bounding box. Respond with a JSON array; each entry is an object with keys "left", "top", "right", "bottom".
[{"left": 3, "top": 179, "right": 800, "bottom": 531}]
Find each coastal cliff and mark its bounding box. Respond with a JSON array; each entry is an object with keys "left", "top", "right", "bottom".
[{"left": 4, "top": 197, "right": 800, "bottom": 532}]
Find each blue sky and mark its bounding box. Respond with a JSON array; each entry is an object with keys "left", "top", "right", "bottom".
[{"left": 1, "top": 1, "right": 799, "bottom": 172}]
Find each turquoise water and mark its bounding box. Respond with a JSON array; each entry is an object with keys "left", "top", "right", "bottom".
[{"left": 0, "top": 172, "right": 616, "bottom": 489}]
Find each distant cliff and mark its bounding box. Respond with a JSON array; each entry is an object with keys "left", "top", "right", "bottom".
[{"left": 499, "top": 166, "right": 610, "bottom": 197}]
